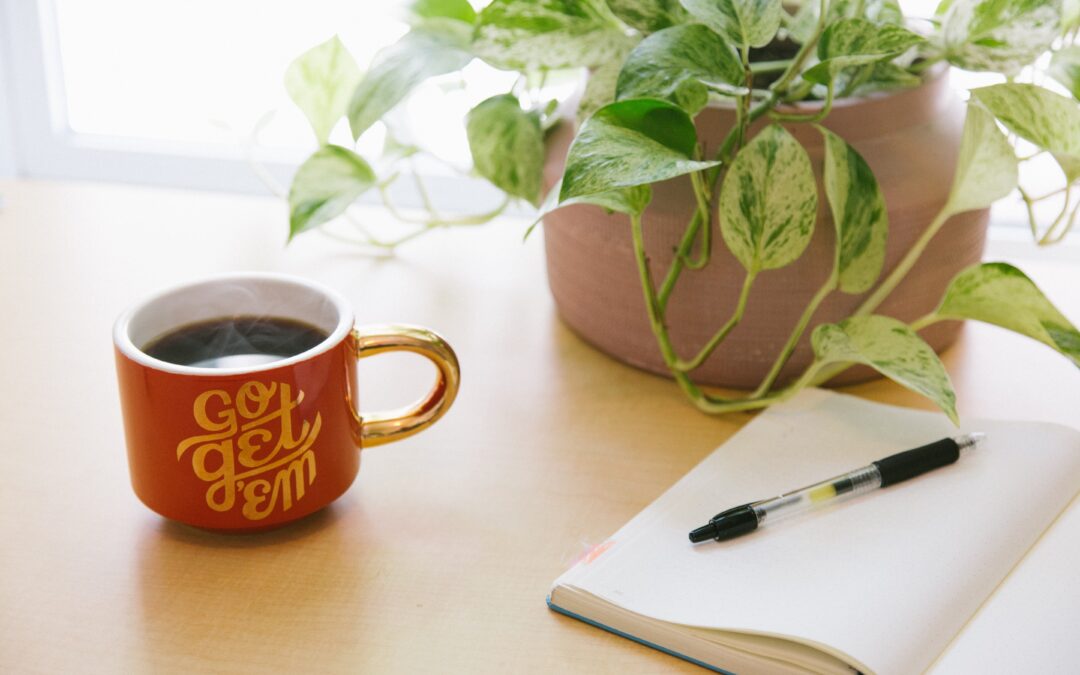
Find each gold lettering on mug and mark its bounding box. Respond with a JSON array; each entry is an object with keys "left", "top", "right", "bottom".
[{"left": 176, "top": 381, "right": 321, "bottom": 520}]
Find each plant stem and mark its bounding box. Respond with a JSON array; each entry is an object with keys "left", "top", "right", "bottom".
[
  {"left": 854, "top": 207, "right": 951, "bottom": 318},
  {"left": 769, "top": 81, "right": 835, "bottom": 122},
  {"left": 751, "top": 59, "right": 795, "bottom": 74},
  {"left": 751, "top": 272, "right": 838, "bottom": 398},
  {"left": 771, "top": 0, "right": 829, "bottom": 95},
  {"left": 908, "top": 313, "right": 939, "bottom": 331},
  {"left": 682, "top": 169, "right": 713, "bottom": 270},
  {"left": 1038, "top": 185, "right": 1074, "bottom": 245},
  {"left": 675, "top": 271, "right": 757, "bottom": 372},
  {"left": 629, "top": 213, "right": 706, "bottom": 402}
]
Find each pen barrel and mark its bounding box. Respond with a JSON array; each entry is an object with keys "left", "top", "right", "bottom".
[
  {"left": 752, "top": 465, "right": 882, "bottom": 525},
  {"left": 872, "top": 437, "right": 960, "bottom": 487}
]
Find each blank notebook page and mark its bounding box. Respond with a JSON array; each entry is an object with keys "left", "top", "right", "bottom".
[{"left": 556, "top": 390, "right": 1080, "bottom": 674}]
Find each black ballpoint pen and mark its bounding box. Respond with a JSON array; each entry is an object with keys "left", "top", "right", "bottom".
[{"left": 689, "top": 433, "right": 986, "bottom": 544}]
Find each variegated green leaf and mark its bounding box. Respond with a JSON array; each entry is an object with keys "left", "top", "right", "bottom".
[
  {"left": 615, "top": 24, "right": 744, "bottom": 115},
  {"left": 577, "top": 59, "right": 622, "bottom": 124},
  {"left": 1050, "top": 46, "right": 1080, "bottom": 101},
  {"left": 788, "top": 0, "right": 904, "bottom": 44},
  {"left": 971, "top": 85, "right": 1080, "bottom": 180},
  {"left": 559, "top": 98, "right": 719, "bottom": 201},
  {"left": 718, "top": 124, "right": 817, "bottom": 273},
  {"left": 803, "top": 19, "right": 925, "bottom": 85},
  {"left": 284, "top": 36, "right": 362, "bottom": 145},
  {"left": 526, "top": 180, "right": 651, "bottom": 239},
  {"left": 348, "top": 27, "right": 472, "bottom": 139},
  {"left": 818, "top": 127, "right": 888, "bottom": 294},
  {"left": 466, "top": 95, "right": 545, "bottom": 206},
  {"left": 679, "top": 0, "right": 782, "bottom": 50},
  {"left": 288, "top": 145, "right": 376, "bottom": 240},
  {"left": 606, "top": 0, "right": 688, "bottom": 32},
  {"left": 473, "top": 0, "right": 634, "bottom": 71},
  {"left": 408, "top": 0, "right": 477, "bottom": 23},
  {"left": 934, "top": 262, "right": 1080, "bottom": 367},
  {"left": 944, "top": 102, "right": 1018, "bottom": 215},
  {"left": 811, "top": 316, "right": 959, "bottom": 424},
  {"left": 940, "top": 0, "right": 1060, "bottom": 75}
]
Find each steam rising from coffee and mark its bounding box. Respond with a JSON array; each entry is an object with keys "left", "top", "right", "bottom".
[
  {"left": 144, "top": 316, "right": 329, "bottom": 368},
  {"left": 136, "top": 283, "right": 340, "bottom": 369}
]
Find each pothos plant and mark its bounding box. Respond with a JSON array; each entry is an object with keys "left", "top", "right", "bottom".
[{"left": 282, "top": 0, "right": 1080, "bottom": 422}]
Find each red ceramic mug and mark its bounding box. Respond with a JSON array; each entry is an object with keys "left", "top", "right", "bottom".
[{"left": 114, "top": 273, "right": 460, "bottom": 531}]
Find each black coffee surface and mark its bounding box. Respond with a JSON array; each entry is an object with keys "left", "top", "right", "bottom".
[{"left": 144, "top": 316, "right": 329, "bottom": 368}]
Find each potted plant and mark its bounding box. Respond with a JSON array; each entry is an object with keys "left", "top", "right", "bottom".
[{"left": 280, "top": 0, "right": 1080, "bottom": 422}]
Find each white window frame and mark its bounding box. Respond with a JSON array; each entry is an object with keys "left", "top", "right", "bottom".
[
  {"left": 0, "top": 0, "right": 496, "bottom": 213},
  {"left": 0, "top": 0, "right": 298, "bottom": 193}
]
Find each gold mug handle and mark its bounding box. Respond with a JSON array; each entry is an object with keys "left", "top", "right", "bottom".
[{"left": 350, "top": 325, "right": 460, "bottom": 447}]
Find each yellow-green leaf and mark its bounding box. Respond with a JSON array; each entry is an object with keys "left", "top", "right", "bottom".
[
  {"left": 347, "top": 27, "right": 472, "bottom": 140},
  {"left": 718, "top": 124, "right": 817, "bottom": 273},
  {"left": 1049, "top": 46, "right": 1080, "bottom": 100},
  {"left": 288, "top": 145, "right": 375, "bottom": 240},
  {"left": 473, "top": 0, "right": 633, "bottom": 71},
  {"left": 803, "top": 19, "right": 925, "bottom": 85},
  {"left": 934, "top": 262, "right": 1080, "bottom": 367},
  {"left": 679, "top": 0, "right": 782, "bottom": 50},
  {"left": 560, "top": 98, "right": 719, "bottom": 201},
  {"left": 940, "top": 0, "right": 1060, "bottom": 75},
  {"left": 284, "top": 36, "right": 362, "bottom": 145},
  {"left": 944, "top": 102, "right": 1018, "bottom": 215},
  {"left": 466, "top": 95, "right": 545, "bottom": 206},
  {"left": 812, "top": 316, "right": 959, "bottom": 424},
  {"left": 818, "top": 127, "right": 888, "bottom": 294},
  {"left": 616, "top": 23, "right": 744, "bottom": 115},
  {"left": 972, "top": 84, "right": 1080, "bottom": 158}
]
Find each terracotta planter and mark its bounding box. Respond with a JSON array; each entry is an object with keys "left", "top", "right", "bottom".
[{"left": 541, "top": 69, "right": 988, "bottom": 389}]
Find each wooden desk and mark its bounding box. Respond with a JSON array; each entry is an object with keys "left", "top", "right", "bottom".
[{"left": 1, "top": 180, "right": 1077, "bottom": 673}]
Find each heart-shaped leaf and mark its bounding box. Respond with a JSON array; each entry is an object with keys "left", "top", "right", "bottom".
[
  {"left": 288, "top": 145, "right": 376, "bottom": 240},
  {"left": 616, "top": 23, "right": 744, "bottom": 115},
  {"left": 718, "top": 124, "right": 817, "bottom": 273},
  {"left": 284, "top": 36, "right": 362, "bottom": 145},
  {"left": 1049, "top": 46, "right": 1080, "bottom": 100},
  {"left": 803, "top": 19, "right": 925, "bottom": 85},
  {"left": 812, "top": 316, "right": 959, "bottom": 424},
  {"left": 944, "top": 102, "right": 1018, "bottom": 215},
  {"left": 473, "top": 0, "right": 634, "bottom": 71},
  {"left": 934, "top": 262, "right": 1080, "bottom": 367},
  {"left": 940, "top": 0, "right": 1060, "bottom": 75},
  {"left": 679, "top": 0, "right": 782, "bottom": 50},
  {"left": 466, "top": 95, "right": 545, "bottom": 206},
  {"left": 606, "top": 0, "right": 688, "bottom": 32},
  {"left": 972, "top": 84, "right": 1080, "bottom": 160},
  {"left": 559, "top": 98, "right": 719, "bottom": 201},
  {"left": 817, "top": 126, "right": 888, "bottom": 294},
  {"left": 347, "top": 26, "right": 472, "bottom": 140}
]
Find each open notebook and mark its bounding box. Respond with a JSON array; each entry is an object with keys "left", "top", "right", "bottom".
[{"left": 548, "top": 390, "right": 1080, "bottom": 674}]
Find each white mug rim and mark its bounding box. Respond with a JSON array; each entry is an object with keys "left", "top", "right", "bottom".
[{"left": 113, "top": 272, "right": 354, "bottom": 376}]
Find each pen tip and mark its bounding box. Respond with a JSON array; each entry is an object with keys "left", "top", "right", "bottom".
[{"left": 956, "top": 432, "right": 986, "bottom": 452}]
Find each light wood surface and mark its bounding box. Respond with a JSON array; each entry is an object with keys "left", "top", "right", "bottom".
[{"left": 1, "top": 179, "right": 1078, "bottom": 674}]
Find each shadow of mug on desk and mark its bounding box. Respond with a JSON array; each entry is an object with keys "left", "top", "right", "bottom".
[{"left": 113, "top": 272, "right": 460, "bottom": 532}]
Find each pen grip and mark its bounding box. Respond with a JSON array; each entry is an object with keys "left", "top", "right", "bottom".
[{"left": 873, "top": 437, "right": 960, "bottom": 487}]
